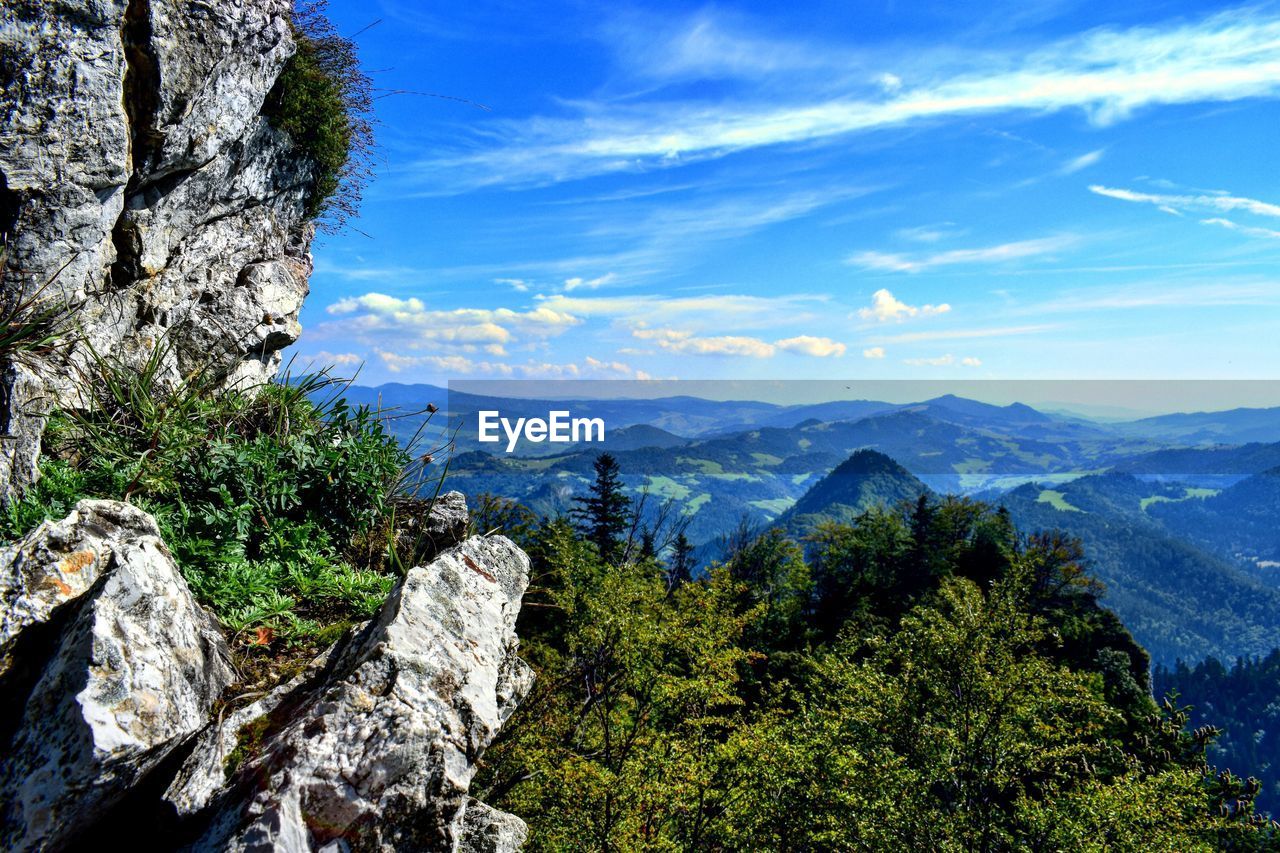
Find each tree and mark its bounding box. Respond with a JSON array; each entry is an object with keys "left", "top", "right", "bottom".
[
  {"left": 571, "top": 452, "right": 632, "bottom": 563},
  {"left": 667, "top": 531, "right": 695, "bottom": 591}
]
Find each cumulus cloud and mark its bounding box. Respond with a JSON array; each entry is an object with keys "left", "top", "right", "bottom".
[
  {"left": 298, "top": 350, "right": 363, "bottom": 367},
  {"left": 849, "top": 236, "right": 1076, "bottom": 273},
  {"left": 322, "top": 292, "right": 581, "bottom": 353},
  {"left": 863, "top": 346, "right": 886, "bottom": 359},
  {"left": 775, "top": 335, "right": 847, "bottom": 357},
  {"left": 857, "top": 289, "right": 951, "bottom": 322}
]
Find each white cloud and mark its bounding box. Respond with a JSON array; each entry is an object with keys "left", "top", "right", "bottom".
[
  {"left": 895, "top": 223, "right": 962, "bottom": 243},
  {"left": 375, "top": 351, "right": 651, "bottom": 380},
  {"left": 297, "top": 350, "right": 363, "bottom": 367},
  {"left": 631, "top": 328, "right": 846, "bottom": 358},
  {"left": 1028, "top": 281, "right": 1280, "bottom": 313},
  {"left": 537, "top": 292, "right": 828, "bottom": 331},
  {"left": 1059, "top": 149, "right": 1104, "bottom": 175},
  {"left": 863, "top": 346, "right": 886, "bottom": 359},
  {"left": 849, "top": 236, "right": 1076, "bottom": 273},
  {"left": 1089, "top": 185, "right": 1280, "bottom": 218},
  {"left": 494, "top": 277, "right": 530, "bottom": 292},
  {"left": 876, "top": 72, "right": 903, "bottom": 92},
  {"left": 1201, "top": 217, "right": 1280, "bottom": 239},
  {"left": 321, "top": 292, "right": 582, "bottom": 353},
  {"left": 874, "top": 324, "right": 1054, "bottom": 343},
  {"left": 633, "top": 328, "right": 776, "bottom": 357},
  {"left": 413, "top": 9, "right": 1280, "bottom": 190},
  {"left": 563, "top": 273, "right": 617, "bottom": 292},
  {"left": 775, "top": 335, "right": 847, "bottom": 357},
  {"left": 903, "top": 353, "right": 982, "bottom": 367},
  {"left": 857, "top": 288, "right": 951, "bottom": 322}
]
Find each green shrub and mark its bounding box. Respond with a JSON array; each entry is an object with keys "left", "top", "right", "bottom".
[
  {"left": 266, "top": 0, "right": 373, "bottom": 226},
  {"left": 9, "top": 348, "right": 426, "bottom": 650}
]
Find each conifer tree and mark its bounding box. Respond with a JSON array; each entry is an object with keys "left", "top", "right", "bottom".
[
  {"left": 668, "top": 531, "right": 695, "bottom": 590},
  {"left": 572, "top": 452, "right": 632, "bottom": 562}
]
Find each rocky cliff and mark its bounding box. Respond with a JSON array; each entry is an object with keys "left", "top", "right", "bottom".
[
  {"left": 0, "top": 3, "right": 533, "bottom": 850},
  {"left": 0, "top": 0, "right": 313, "bottom": 497}
]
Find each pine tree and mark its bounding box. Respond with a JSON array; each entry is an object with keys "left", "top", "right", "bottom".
[
  {"left": 572, "top": 452, "right": 632, "bottom": 562},
  {"left": 668, "top": 531, "right": 695, "bottom": 590}
]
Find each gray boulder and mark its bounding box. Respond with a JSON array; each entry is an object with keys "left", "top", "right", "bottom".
[
  {"left": 458, "top": 798, "right": 530, "bottom": 853},
  {"left": 177, "top": 535, "right": 533, "bottom": 852},
  {"left": 0, "top": 500, "right": 234, "bottom": 851}
]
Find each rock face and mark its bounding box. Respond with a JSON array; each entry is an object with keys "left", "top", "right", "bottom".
[
  {"left": 172, "top": 535, "right": 534, "bottom": 851},
  {"left": 0, "top": 499, "right": 235, "bottom": 852},
  {"left": 0, "top": 499, "right": 170, "bottom": 673},
  {"left": 0, "top": 0, "right": 314, "bottom": 497}
]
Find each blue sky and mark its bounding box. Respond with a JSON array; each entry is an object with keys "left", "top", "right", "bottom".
[{"left": 295, "top": 0, "right": 1280, "bottom": 387}]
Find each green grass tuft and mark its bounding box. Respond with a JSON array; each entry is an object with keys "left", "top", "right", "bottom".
[{"left": 4, "top": 345, "right": 442, "bottom": 651}]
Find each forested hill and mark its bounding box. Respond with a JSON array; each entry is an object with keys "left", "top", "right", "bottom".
[
  {"left": 778, "top": 449, "right": 930, "bottom": 534},
  {"left": 998, "top": 478, "right": 1280, "bottom": 665},
  {"left": 1156, "top": 651, "right": 1280, "bottom": 815}
]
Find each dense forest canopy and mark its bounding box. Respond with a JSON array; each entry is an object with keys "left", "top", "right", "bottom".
[{"left": 471, "top": 452, "right": 1280, "bottom": 850}]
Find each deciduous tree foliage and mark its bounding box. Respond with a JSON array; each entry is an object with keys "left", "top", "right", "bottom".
[{"left": 474, "top": 464, "right": 1279, "bottom": 851}]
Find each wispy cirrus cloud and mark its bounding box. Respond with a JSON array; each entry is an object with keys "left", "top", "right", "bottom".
[
  {"left": 631, "top": 327, "right": 846, "bottom": 358},
  {"left": 873, "top": 324, "right": 1056, "bottom": 344},
  {"left": 1201, "top": 217, "right": 1280, "bottom": 239},
  {"left": 536, "top": 292, "right": 829, "bottom": 331},
  {"left": 1059, "top": 149, "right": 1104, "bottom": 175},
  {"left": 848, "top": 235, "right": 1076, "bottom": 273},
  {"left": 376, "top": 351, "right": 653, "bottom": 379},
  {"left": 903, "top": 354, "right": 983, "bottom": 367},
  {"left": 408, "top": 9, "right": 1280, "bottom": 191},
  {"left": 1089, "top": 185, "right": 1280, "bottom": 218}
]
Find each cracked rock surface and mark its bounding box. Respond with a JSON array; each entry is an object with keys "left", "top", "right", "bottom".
[
  {"left": 0, "top": 499, "right": 234, "bottom": 852},
  {"left": 0, "top": 0, "right": 313, "bottom": 497},
  {"left": 175, "top": 535, "right": 534, "bottom": 852}
]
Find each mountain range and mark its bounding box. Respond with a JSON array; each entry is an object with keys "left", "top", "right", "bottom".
[{"left": 340, "top": 382, "right": 1280, "bottom": 664}]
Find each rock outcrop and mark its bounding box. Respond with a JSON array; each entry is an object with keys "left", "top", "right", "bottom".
[
  {"left": 0, "top": 497, "right": 532, "bottom": 851},
  {"left": 0, "top": 0, "right": 314, "bottom": 497},
  {"left": 172, "top": 535, "right": 533, "bottom": 851},
  {"left": 0, "top": 499, "right": 235, "bottom": 851}
]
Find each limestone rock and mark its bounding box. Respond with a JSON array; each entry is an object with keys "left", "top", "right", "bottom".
[
  {"left": 391, "top": 490, "right": 472, "bottom": 568},
  {"left": 0, "top": 500, "right": 234, "bottom": 851},
  {"left": 458, "top": 798, "right": 530, "bottom": 853},
  {"left": 0, "top": 0, "right": 314, "bottom": 498},
  {"left": 0, "top": 499, "right": 167, "bottom": 674},
  {"left": 179, "top": 535, "right": 533, "bottom": 851}
]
